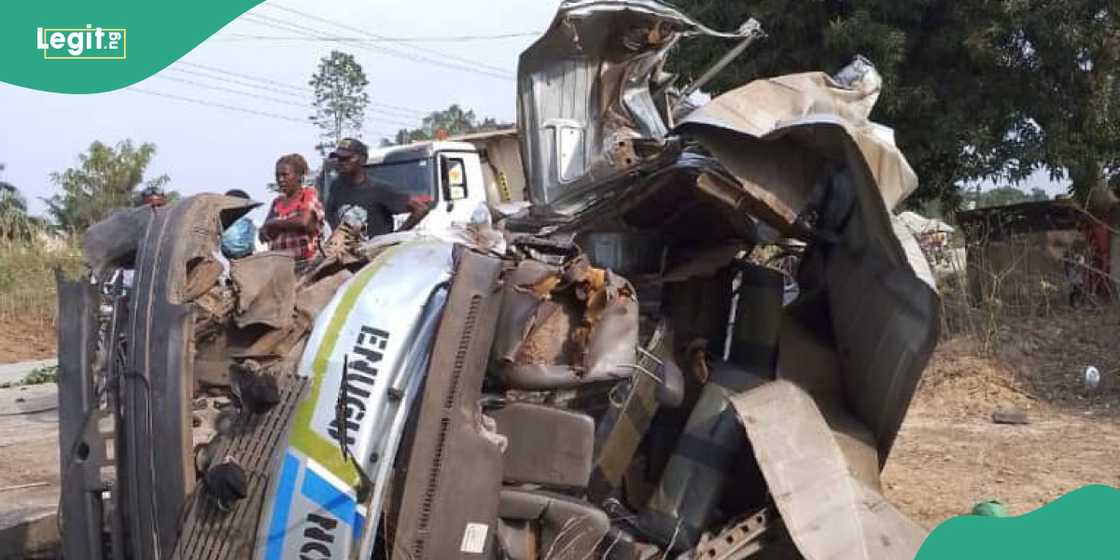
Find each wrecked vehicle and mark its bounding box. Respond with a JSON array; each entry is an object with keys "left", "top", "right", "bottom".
[{"left": 55, "top": 1, "right": 939, "bottom": 559}]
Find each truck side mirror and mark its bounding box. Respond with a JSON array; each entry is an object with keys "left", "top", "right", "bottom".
[{"left": 439, "top": 155, "right": 470, "bottom": 214}]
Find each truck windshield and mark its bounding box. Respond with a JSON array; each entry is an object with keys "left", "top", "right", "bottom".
[{"left": 366, "top": 158, "right": 436, "bottom": 200}]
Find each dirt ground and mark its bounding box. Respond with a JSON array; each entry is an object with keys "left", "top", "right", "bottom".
[
  {"left": 883, "top": 305, "right": 1120, "bottom": 529},
  {"left": 0, "top": 318, "right": 57, "bottom": 363},
  {"left": 1, "top": 296, "right": 1115, "bottom": 538}
]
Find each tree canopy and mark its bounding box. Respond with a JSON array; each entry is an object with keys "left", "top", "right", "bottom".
[
  {"left": 383, "top": 104, "right": 506, "bottom": 146},
  {"left": 966, "top": 186, "right": 1050, "bottom": 210},
  {"left": 994, "top": 2, "right": 1120, "bottom": 196},
  {"left": 0, "top": 164, "right": 42, "bottom": 243},
  {"left": 45, "top": 140, "right": 170, "bottom": 233},
  {"left": 309, "top": 50, "right": 370, "bottom": 156},
  {"left": 668, "top": 0, "right": 1118, "bottom": 210}
]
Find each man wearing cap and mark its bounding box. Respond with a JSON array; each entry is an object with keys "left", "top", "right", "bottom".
[
  {"left": 326, "top": 138, "right": 429, "bottom": 238},
  {"left": 138, "top": 186, "right": 168, "bottom": 208}
]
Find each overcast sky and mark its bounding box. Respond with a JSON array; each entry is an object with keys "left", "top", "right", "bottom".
[{"left": 0, "top": 0, "right": 1064, "bottom": 220}]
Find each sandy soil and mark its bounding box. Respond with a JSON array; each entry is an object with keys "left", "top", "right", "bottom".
[
  {"left": 2, "top": 299, "right": 1115, "bottom": 542},
  {"left": 884, "top": 308, "right": 1120, "bottom": 529},
  {"left": 0, "top": 318, "right": 57, "bottom": 364}
]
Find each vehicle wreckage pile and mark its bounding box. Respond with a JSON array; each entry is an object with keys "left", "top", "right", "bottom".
[{"left": 56, "top": 1, "right": 941, "bottom": 559}]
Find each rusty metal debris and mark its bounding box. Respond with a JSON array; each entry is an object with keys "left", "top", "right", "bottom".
[
  {"left": 691, "top": 509, "right": 771, "bottom": 560},
  {"left": 494, "top": 253, "right": 640, "bottom": 391},
  {"left": 56, "top": 2, "right": 941, "bottom": 559}
]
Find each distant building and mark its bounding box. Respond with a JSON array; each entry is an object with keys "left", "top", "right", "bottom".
[{"left": 957, "top": 199, "right": 1115, "bottom": 308}]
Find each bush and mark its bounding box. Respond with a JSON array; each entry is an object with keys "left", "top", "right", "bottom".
[
  {"left": 0, "top": 365, "right": 59, "bottom": 388},
  {"left": 0, "top": 239, "right": 83, "bottom": 326}
]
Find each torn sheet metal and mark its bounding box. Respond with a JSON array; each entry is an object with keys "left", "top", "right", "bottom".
[
  {"left": 170, "top": 195, "right": 262, "bottom": 305},
  {"left": 219, "top": 268, "right": 353, "bottom": 372},
  {"left": 518, "top": 0, "right": 759, "bottom": 217},
  {"left": 193, "top": 284, "right": 235, "bottom": 341},
  {"left": 82, "top": 205, "right": 154, "bottom": 277},
  {"left": 675, "top": 59, "right": 916, "bottom": 247},
  {"left": 230, "top": 253, "right": 296, "bottom": 330},
  {"left": 183, "top": 257, "right": 224, "bottom": 302},
  {"left": 729, "top": 380, "right": 927, "bottom": 560},
  {"left": 255, "top": 241, "right": 454, "bottom": 560},
  {"left": 816, "top": 236, "right": 940, "bottom": 464},
  {"left": 294, "top": 268, "right": 353, "bottom": 325},
  {"left": 596, "top": 153, "right": 759, "bottom": 244},
  {"left": 232, "top": 265, "right": 353, "bottom": 364},
  {"left": 673, "top": 58, "right": 939, "bottom": 461},
  {"left": 81, "top": 195, "right": 257, "bottom": 280}
]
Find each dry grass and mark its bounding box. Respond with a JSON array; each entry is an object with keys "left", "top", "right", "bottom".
[{"left": 0, "top": 239, "right": 83, "bottom": 326}]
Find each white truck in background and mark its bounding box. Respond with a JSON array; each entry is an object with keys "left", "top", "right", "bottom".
[{"left": 317, "top": 129, "right": 527, "bottom": 234}]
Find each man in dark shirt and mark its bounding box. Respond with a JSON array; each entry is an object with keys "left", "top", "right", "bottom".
[{"left": 326, "top": 138, "right": 429, "bottom": 237}]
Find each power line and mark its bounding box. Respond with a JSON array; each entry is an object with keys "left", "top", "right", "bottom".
[
  {"left": 154, "top": 74, "right": 308, "bottom": 109},
  {"left": 179, "top": 61, "right": 314, "bottom": 93},
  {"left": 240, "top": 12, "right": 511, "bottom": 80},
  {"left": 161, "top": 69, "right": 424, "bottom": 120},
  {"left": 172, "top": 61, "right": 430, "bottom": 117},
  {"left": 127, "top": 87, "right": 310, "bottom": 124},
  {"left": 240, "top": 12, "right": 514, "bottom": 81},
  {"left": 216, "top": 31, "right": 542, "bottom": 43},
  {"left": 165, "top": 67, "right": 309, "bottom": 101},
  {"left": 154, "top": 74, "right": 421, "bottom": 127},
  {"left": 127, "top": 87, "right": 412, "bottom": 137},
  {"left": 263, "top": 4, "right": 515, "bottom": 76}
]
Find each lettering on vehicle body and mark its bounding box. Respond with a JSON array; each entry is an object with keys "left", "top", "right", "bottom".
[
  {"left": 328, "top": 326, "right": 390, "bottom": 446},
  {"left": 299, "top": 513, "right": 338, "bottom": 560}
]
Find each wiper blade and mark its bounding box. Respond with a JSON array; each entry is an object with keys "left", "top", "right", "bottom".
[{"left": 334, "top": 354, "right": 375, "bottom": 501}]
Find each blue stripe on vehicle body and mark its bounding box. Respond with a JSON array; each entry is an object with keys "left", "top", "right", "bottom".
[
  {"left": 264, "top": 451, "right": 301, "bottom": 560},
  {"left": 300, "top": 465, "right": 366, "bottom": 541}
]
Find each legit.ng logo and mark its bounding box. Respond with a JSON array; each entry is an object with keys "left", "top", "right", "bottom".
[{"left": 36, "top": 25, "right": 127, "bottom": 60}]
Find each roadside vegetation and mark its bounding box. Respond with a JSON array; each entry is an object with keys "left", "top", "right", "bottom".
[
  {"left": 0, "top": 141, "right": 167, "bottom": 330},
  {"left": 0, "top": 239, "right": 82, "bottom": 326},
  {"left": 0, "top": 365, "right": 59, "bottom": 388}
]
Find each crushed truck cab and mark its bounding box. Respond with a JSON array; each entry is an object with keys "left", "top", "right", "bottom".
[{"left": 57, "top": 2, "right": 940, "bottom": 559}]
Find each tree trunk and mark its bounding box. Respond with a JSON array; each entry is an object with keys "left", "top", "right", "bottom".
[{"left": 1069, "top": 159, "right": 1104, "bottom": 204}]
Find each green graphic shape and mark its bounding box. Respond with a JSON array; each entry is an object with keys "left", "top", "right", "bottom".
[
  {"left": 917, "top": 485, "right": 1120, "bottom": 559},
  {"left": 2, "top": 1, "right": 263, "bottom": 93}
]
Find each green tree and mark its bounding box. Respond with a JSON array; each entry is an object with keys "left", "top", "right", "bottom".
[
  {"left": 45, "top": 140, "right": 170, "bottom": 233},
  {"left": 966, "top": 186, "right": 1050, "bottom": 209},
  {"left": 383, "top": 105, "right": 506, "bottom": 146},
  {"left": 309, "top": 50, "right": 370, "bottom": 156},
  {"left": 994, "top": 3, "right": 1120, "bottom": 199},
  {"left": 666, "top": 1, "right": 1115, "bottom": 210},
  {"left": 0, "top": 164, "right": 41, "bottom": 243}
]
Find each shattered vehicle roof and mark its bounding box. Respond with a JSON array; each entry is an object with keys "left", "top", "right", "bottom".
[{"left": 517, "top": 0, "right": 761, "bottom": 217}]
